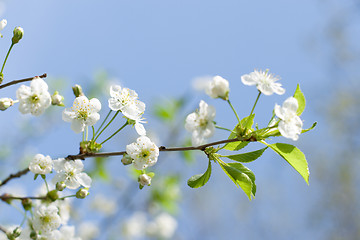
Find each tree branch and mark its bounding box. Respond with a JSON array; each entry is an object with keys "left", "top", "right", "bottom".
[
  {"left": 0, "top": 73, "right": 47, "bottom": 89},
  {"left": 0, "top": 168, "right": 30, "bottom": 188},
  {"left": 0, "top": 225, "right": 6, "bottom": 234},
  {"left": 66, "top": 137, "right": 252, "bottom": 160},
  {"left": 0, "top": 194, "right": 46, "bottom": 201}
]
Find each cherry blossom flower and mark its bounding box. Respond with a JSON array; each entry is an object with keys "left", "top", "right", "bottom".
[
  {"left": 205, "top": 75, "right": 229, "bottom": 100},
  {"left": 0, "top": 97, "right": 14, "bottom": 111},
  {"left": 126, "top": 136, "right": 159, "bottom": 170},
  {"left": 241, "top": 69, "right": 285, "bottom": 95},
  {"left": 52, "top": 158, "right": 92, "bottom": 189},
  {"left": 52, "top": 225, "right": 81, "bottom": 240},
  {"left": 62, "top": 96, "right": 101, "bottom": 133},
  {"left": 274, "top": 97, "right": 303, "bottom": 141},
  {"left": 108, "top": 85, "right": 145, "bottom": 119},
  {"left": 29, "top": 154, "right": 53, "bottom": 175},
  {"left": 185, "top": 100, "right": 216, "bottom": 146},
  {"left": 0, "top": 19, "right": 7, "bottom": 37},
  {"left": 32, "top": 204, "right": 61, "bottom": 233},
  {"left": 16, "top": 77, "right": 51, "bottom": 116},
  {"left": 147, "top": 213, "right": 178, "bottom": 239}
]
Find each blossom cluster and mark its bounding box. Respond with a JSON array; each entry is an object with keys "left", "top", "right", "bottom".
[{"left": 185, "top": 70, "right": 303, "bottom": 145}]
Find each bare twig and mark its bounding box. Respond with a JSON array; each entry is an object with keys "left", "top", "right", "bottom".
[
  {"left": 66, "top": 137, "right": 251, "bottom": 160},
  {"left": 0, "top": 168, "right": 30, "bottom": 188},
  {"left": 0, "top": 73, "right": 47, "bottom": 89},
  {"left": 0, "top": 194, "right": 46, "bottom": 201}
]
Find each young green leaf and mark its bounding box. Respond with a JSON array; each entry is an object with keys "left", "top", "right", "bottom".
[
  {"left": 301, "top": 122, "right": 317, "bottom": 134},
  {"left": 228, "top": 162, "right": 256, "bottom": 196},
  {"left": 223, "top": 141, "right": 249, "bottom": 151},
  {"left": 293, "top": 84, "right": 306, "bottom": 116},
  {"left": 267, "top": 143, "right": 309, "bottom": 184},
  {"left": 187, "top": 160, "right": 212, "bottom": 188},
  {"left": 223, "top": 147, "right": 268, "bottom": 163},
  {"left": 218, "top": 162, "right": 254, "bottom": 200}
]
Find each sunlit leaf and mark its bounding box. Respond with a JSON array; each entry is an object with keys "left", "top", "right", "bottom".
[
  {"left": 302, "top": 122, "right": 317, "bottom": 134},
  {"left": 228, "top": 162, "right": 256, "bottom": 196},
  {"left": 293, "top": 84, "right": 306, "bottom": 116},
  {"left": 187, "top": 160, "right": 211, "bottom": 188},
  {"left": 223, "top": 147, "right": 267, "bottom": 163},
  {"left": 267, "top": 143, "right": 309, "bottom": 184}
]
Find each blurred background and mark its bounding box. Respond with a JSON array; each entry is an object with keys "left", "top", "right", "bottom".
[{"left": 0, "top": 0, "right": 360, "bottom": 239}]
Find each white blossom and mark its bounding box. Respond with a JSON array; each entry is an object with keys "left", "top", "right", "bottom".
[
  {"left": 122, "top": 212, "right": 147, "bottom": 239},
  {"left": 205, "top": 75, "right": 229, "bottom": 100},
  {"left": 16, "top": 77, "right": 51, "bottom": 116},
  {"left": 108, "top": 85, "right": 145, "bottom": 120},
  {"left": 62, "top": 96, "right": 101, "bottom": 133},
  {"left": 185, "top": 100, "right": 216, "bottom": 146},
  {"left": 0, "top": 19, "right": 7, "bottom": 37},
  {"left": 52, "top": 158, "right": 92, "bottom": 189},
  {"left": 29, "top": 154, "right": 53, "bottom": 175},
  {"left": 91, "top": 194, "right": 118, "bottom": 216},
  {"left": 126, "top": 136, "right": 159, "bottom": 170},
  {"left": 241, "top": 69, "right": 285, "bottom": 95},
  {"left": 0, "top": 97, "right": 14, "bottom": 111},
  {"left": 274, "top": 97, "right": 303, "bottom": 141},
  {"left": 32, "top": 204, "right": 61, "bottom": 233},
  {"left": 52, "top": 225, "right": 81, "bottom": 240},
  {"left": 139, "top": 174, "right": 152, "bottom": 186},
  {"left": 78, "top": 222, "right": 100, "bottom": 240},
  {"left": 146, "top": 213, "right": 177, "bottom": 239}
]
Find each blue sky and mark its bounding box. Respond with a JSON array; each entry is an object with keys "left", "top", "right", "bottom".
[{"left": 0, "top": 1, "right": 351, "bottom": 239}]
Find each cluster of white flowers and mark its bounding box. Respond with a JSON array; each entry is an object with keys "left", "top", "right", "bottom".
[
  {"left": 62, "top": 96, "right": 101, "bottom": 133},
  {"left": 185, "top": 100, "right": 216, "bottom": 146},
  {"left": 185, "top": 70, "right": 303, "bottom": 143},
  {"left": 122, "top": 212, "right": 177, "bottom": 240},
  {"left": 108, "top": 85, "right": 146, "bottom": 135},
  {"left": 16, "top": 77, "right": 52, "bottom": 116}
]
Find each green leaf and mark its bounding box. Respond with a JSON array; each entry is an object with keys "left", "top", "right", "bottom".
[
  {"left": 228, "top": 162, "right": 256, "bottom": 196},
  {"left": 293, "top": 84, "right": 306, "bottom": 116},
  {"left": 218, "top": 161, "right": 254, "bottom": 200},
  {"left": 302, "top": 122, "right": 317, "bottom": 134},
  {"left": 187, "top": 160, "right": 212, "bottom": 188},
  {"left": 241, "top": 114, "right": 255, "bottom": 131},
  {"left": 267, "top": 143, "right": 309, "bottom": 184},
  {"left": 223, "top": 141, "right": 249, "bottom": 151},
  {"left": 223, "top": 147, "right": 268, "bottom": 163}
]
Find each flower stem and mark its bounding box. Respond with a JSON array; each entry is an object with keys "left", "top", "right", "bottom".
[
  {"left": 43, "top": 178, "right": 50, "bottom": 193},
  {"left": 58, "top": 195, "right": 76, "bottom": 200},
  {"left": 227, "top": 99, "right": 240, "bottom": 124},
  {"left": 94, "top": 111, "right": 120, "bottom": 142},
  {"left": 94, "top": 110, "right": 112, "bottom": 138},
  {"left": 0, "top": 43, "right": 14, "bottom": 75},
  {"left": 215, "top": 125, "right": 234, "bottom": 133},
  {"left": 101, "top": 121, "right": 128, "bottom": 145},
  {"left": 244, "top": 91, "right": 261, "bottom": 133}
]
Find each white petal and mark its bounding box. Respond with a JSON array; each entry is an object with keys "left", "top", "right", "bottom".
[
  {"left": 135, "top": 123, "right": 146, "bottom": 136},
  {"left": 108, "top": 98, "right": 121, "bottom": 111},
  {"left": 62, "top": 109, "right": 76, "bottom": 122},
  {"left": 76, "top": 172, "right": 92, "bottom": 188},
  {"left": 90, "top": 98, "right": 101, "bottom": 112},
  {"left": 110, "top": 85, "right": 122, "bottom": 97},
  {"left": 257, "top": 84, "right": 273, "bottom": 95},
  {"left": 84, "top": 112, "right": 100, "bottom": 126},
  {"left": 274, "top": 104, "right": 284, "bottom": 119},
  {"left": 241, "top": 74, "right": 257, "bottom": 86},
  {"left": 282, "top": 97, "right": 298, "bottom": 113},
  {"left": 65, "top": 178, "right": 81, "bottom": 189},
  {"left": 71, "top": 119, "right": 85, "bottom": 133}
]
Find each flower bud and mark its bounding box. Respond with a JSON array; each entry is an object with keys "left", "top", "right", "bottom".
[
  {"left": 139, "top": 173, "right": 152, "bottom": 187},
  {"left": 205, "top": 75, "right": 229, "bottom": 100},
  {"left": 0, "top": 98, "right": 14, "bottom": 111},
  {"left": 72, "top": 84, "right": 84, "bottom": 97},
  {"left": 56, "top": 181, "right": 66, "bottom": 191},
  {"left": 76, "top": 188, "right": 89, "bottom": 199},
  {"left": 1, "top": 193, "right": 13, "bottom": 204},
  {"left": 46, "top": 190, "right": 59, "bottom": 202},
  {"left": 30, "top": 231, "right": 37, "bottom": 239},
  {"left": 51, "top": 91, "right": 64, "bottom": 106},
  {"left": 12, "top": 227, "right": 21, "bottom": 238},
  {"left": 21, "top": 198, "right": 32, "bottom": 211},
  {"left": 12, "top": 26, "right": 24, "bottom": 44},
  {"left": 121, "top": 154, "right": 133, "bottom": 165}
]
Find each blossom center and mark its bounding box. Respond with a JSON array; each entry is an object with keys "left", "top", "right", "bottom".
[
  {"left": 140, "top": 150, "right": 150, "bottom": 159},
  {"left": 31, "top": 94, "right": 40, "bottom": 103}
]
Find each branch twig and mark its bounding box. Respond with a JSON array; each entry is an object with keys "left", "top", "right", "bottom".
[
  {"left": 0, "top": 73, "right": 47, "bottom": 89},
  {"left": 0, "top": 168, "right": 30, "bottom": 187},
  {"left": 0, "top": 194, "right": 46, "bottom": 201}
]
